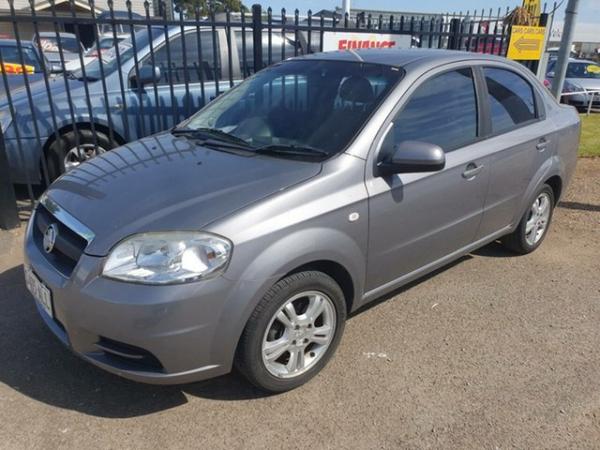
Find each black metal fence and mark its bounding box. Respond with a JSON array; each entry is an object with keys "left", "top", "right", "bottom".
[{"left": 0, "top": 0, "right": 555, "bottom": 228}]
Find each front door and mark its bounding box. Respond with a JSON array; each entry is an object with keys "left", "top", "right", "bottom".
[{"left": 365, "top": 67, "right": 490, "bottom": 292}]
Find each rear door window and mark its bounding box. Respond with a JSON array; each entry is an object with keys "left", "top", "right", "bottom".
[{"left": 483, "top": 67, "right": 537, "bottom": 135}]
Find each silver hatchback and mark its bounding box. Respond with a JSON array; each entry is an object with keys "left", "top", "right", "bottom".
[{"left": 24, "top": 49, "right": 580, "bottom": 392}]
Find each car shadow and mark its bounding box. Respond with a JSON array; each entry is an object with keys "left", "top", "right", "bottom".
[
  {"left": 558, "top": 200, "right": 600, "bottom": 212},
  {"left": 0, "top": 264, "right": 267, "bottom": 419},
  {"left": 0, "top": 240, "right": 515, "bottom": 417}
]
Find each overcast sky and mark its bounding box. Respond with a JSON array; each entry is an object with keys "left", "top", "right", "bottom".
[{"left": 254, "top": 0, "right": 599, "bottom": 41}]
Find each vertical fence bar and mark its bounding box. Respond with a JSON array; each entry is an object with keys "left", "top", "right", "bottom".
[
  {"left": 29, "top": 0, "right": 62, "bottom": 181},
  {"left": 267, "top": 7, "right": 272, "bottom": 66},
  {"left": 159, "top": 0, "right": 178, "bottom": 124},
  {"left": 307, "top": 10, "right": 313, "bottom": 53},
  {"left": 68, "top": 0, "right": 100, "bottom": 154},
  {"left": 240, "top": 8, "right": 248, "bottom": 76},
  {"left": 194, "top": 5, "right": 206, "bottom": 106},
  {"left": 281, "top": 9, "right": 287, "bottom": 62},
  {"left": 251, "top": 4, "right": 263, "bottom": 73},
  {"left": 0, "top": 45, "right": 34, "bottom": 203},
  {"left": 178, "top": 7, "right": 191, "bottom": 118},
  {"left": 294, "top": 9, "right": 299, "bottom": 57},
  {"left": 8, "top": 0, "right": 49, "bottom": 187},
  {"left": 108, "top": 0, "right": 131, "bottom": 142},
  {"left": 225, "top": 10, "right": 234, "bottom": 88},
  {"left": 0, "top": 128, "right": 19, "bottom": 229},
  {"left": 89, "top": 0, "right": 116, "bottom": 143},
  {"left": 144, "top": 0, "right": 162, "bottom": 131}
]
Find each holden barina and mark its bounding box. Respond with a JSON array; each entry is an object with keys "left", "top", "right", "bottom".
[{"left": 24, "top": 49, "right": 580, "bottom": 392}]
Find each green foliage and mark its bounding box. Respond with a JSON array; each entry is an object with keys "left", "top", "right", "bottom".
[{"left": 174, "top": 0, "right": 247, "bottom": 16}]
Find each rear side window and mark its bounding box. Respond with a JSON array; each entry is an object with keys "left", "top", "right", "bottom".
[
  {"left": 384, "top": 68, "right": 478, "bottom": 153},
  {"left": 484, "top": 68, "right": 536, "bottom": 134}
]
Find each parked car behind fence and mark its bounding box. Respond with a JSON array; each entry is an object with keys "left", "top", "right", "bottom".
[{"left": 0, "top": 1, "right": 544, "bottom": 210}]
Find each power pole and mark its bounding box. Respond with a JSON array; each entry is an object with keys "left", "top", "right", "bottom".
[
  {"left": 551, "top": 0, "right": 580, "bottom": 98},
  {"left": 342, "top": 0, "right": 350, "bottom": 15}
]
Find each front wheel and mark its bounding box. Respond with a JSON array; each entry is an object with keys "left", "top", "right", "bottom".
[
  {"left": 502, "top": 184, "right": 555, "bottom": 254},
  {"left": 235, "top": 271, "right": 346, "bottom": 393}
]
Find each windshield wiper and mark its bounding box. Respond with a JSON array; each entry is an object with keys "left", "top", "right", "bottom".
[
  {"left": 172, "top": 127, "right": 251, "bottom": 148},
  {"left": 254, "top": 144, "right": 329, "bottom": 159}
]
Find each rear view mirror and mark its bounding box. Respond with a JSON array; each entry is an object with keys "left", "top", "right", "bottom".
[
  {"left": 377, "top": 140, "right": 445, "bottom": 176},
  {"left": 133, "top": 65, "right": 161, "bottom": 87}
]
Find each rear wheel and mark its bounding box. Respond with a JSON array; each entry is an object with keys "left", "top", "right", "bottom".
[
  {"left": 45, "top": 129, "right": 114, "bottom": 182},
  {"left": 235, "top": 271, "right": 346, "bottom": 393},
  {"left": 502, "top": 184, "right": 555, "bottom": 254}
]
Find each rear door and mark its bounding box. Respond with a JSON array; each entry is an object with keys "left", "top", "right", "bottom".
[
  {"left": 475, "top": 66, "right": 552, "bottom": 239},
  {"left": 365, "top": 65, "right": 491, "bottom": 292}
]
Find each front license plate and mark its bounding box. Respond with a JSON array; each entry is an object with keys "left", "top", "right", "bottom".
[{"left": 24, "top": 266, "right": 53, "bottom": 319}]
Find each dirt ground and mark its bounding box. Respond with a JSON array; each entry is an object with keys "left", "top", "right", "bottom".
[{"left": 0, "top": 159, "right": 599, "bottom": 449}]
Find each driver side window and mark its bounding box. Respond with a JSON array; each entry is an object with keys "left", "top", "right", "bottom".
[{"left": 382, "top": 68, "right": 478, "bottom": 157}]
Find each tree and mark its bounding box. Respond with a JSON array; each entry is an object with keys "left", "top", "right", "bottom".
[{"left": 174, "top": 0, "right": 247, "bottom": 17}]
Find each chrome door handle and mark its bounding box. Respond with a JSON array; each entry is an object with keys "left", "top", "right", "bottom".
[{"left": 462, "top": 163, "right": 483, "bottom": 179}]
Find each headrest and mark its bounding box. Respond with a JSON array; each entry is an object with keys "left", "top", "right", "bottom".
[{"left": 338, "top": 76, "right": 374, "bottom": 103}]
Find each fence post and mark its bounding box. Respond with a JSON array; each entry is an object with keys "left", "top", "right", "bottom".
[
  {"left": 252, "top": 4, "right": 263, "bottom": 73},
  {"left": 448, "top": 18, "right": 461, "bottom": 50},
  {"left": 0, "top": 129, "right": 19, "bottom": 230},
  {"left": 534, "top": 12, "right": 550, "bottom": 78}
]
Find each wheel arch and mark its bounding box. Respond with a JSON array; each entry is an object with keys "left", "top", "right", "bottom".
[
  {"left": 544, "top": 174, "right": 562, "bottom": 204},
  {"left": 281, "top": 260, "right": 356, "bottom": 314},
  {"left": 42, "top": 122, "right": 126, "bottom": 158}
]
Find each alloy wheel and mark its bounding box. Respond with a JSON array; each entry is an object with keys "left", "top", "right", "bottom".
[{"left": 261, "top": 290, "right": 336, "bottom": 379}]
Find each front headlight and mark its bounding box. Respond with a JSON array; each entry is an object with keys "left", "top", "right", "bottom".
[
  {"left": 0, "top": 108, "right": 13, "bottom": 133},
  {"left": 102, "top": 232, "right": 232, "bottom": 284}
]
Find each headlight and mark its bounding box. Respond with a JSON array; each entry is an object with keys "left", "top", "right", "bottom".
[
  {"left": 562, "top": 80, "right": 581, "bottom": 93},
  {"left": 0, "top": 108, "right": 13, "bottom": 133},
  {"left": 102, "top": 232, "right": 232, "bottom": 284}
]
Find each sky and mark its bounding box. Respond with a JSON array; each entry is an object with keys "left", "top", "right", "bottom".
[{"left": 253, "top": 0, "right": 600, "bottom": 41}]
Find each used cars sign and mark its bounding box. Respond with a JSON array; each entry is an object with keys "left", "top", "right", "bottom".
[{"left": 322, "top": 32, "right": 411, "bottom": 51}]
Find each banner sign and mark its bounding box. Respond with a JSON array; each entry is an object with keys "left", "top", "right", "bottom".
[
  {"left": 322, "top": 32, "right": 411, "bottom": 52},
  {"left": 507, "top": 25, "right": 546, "bottom": 60}
]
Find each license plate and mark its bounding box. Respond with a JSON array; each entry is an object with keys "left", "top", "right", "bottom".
[{"left": 24, "top": 266, "right": 53, "bottom": 319}]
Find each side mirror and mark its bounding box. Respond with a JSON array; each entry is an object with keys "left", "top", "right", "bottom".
[
  {"left": 546, "top": 71, "right": 555, "bottom": 78},
  {"left": 133, "top": 65, "right": 161, "bottom": 87},
  {"left": 377, "top": 140, "right": 445, "bottom": 176},
  {"left": 50, "top": 64, "right": 63, "bottom": 74}
]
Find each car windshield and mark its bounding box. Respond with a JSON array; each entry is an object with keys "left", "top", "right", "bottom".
[
  {"left": 39, "top": 36, "right": 80, "bottom": 53},
  {"left": 566, "top": 62, "right": 600, "bottom": 79},
  {"left": 181, "top": 60, "right": 403, "bottom": 156},
  {"left": 74, "top": 27, "right": 163, "bottom": 79}
]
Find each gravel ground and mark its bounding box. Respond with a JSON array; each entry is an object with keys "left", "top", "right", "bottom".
[{"left": 0, "top": 159, "right": 599, "bottom": 449}]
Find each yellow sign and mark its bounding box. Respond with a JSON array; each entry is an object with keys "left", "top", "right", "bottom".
[
  {"left": 507, "top": 25, "right": 545, "bottom": 60},
  {"left": 522, "top": 0, "right": 541, "bottom": 25}
]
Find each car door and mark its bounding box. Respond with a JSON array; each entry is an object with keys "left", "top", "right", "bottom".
[
  {"left": 128, "top": 28, "right": 227, "bottom": 136},
  {"left": 475, "top": 65, "right": 552, "bottom": 239},
  {"left": 365, "top": 66, "right": 491, "bottom": 293}
]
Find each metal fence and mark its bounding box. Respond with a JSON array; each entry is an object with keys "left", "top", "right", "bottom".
[{"left": 0, "top": 0, "right": 554, "bottom": 229}]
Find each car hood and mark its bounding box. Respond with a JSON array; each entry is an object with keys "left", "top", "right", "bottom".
[
  {"left": 567, "top": 78, "right": 600, "bottom": 90},
  {"left": 46, "top": 133, "right": 322, "bottom": 256}
]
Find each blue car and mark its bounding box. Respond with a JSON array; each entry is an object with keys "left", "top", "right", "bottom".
[{"left": 1, "top": 25, "right": 296, "bottom": 184}]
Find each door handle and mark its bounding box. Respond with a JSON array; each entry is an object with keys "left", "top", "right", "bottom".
[
  {"left": 536, "top": 137, "right": 548, "bottom": 151},
  {"left": 462, "top": 163, "right": 484, "bottom": 179}
]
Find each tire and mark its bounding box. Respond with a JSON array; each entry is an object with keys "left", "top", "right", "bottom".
[
  {"left": 501, "top": 184, "right": 555, "bottom": 255},
  {"left": 45, "top": 129, "right": 114, "bottom": 182},
  {"left": 235, "top": 271, "right": 347, "bottom": 393}
]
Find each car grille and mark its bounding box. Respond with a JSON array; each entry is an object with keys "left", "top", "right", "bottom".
[{"left": 32, "top": 204, "right": 88, "bottom": 277}]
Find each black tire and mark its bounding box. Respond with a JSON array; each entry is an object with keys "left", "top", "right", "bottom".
[
  {"left": 235, "top": 271, "right": 347, "bottom": 393},
  {"left": 501, "top": 184, "right": 555, "bottom": 255},
  {"left": 45, "top": 129, "right": 115, "bottom": 182}
]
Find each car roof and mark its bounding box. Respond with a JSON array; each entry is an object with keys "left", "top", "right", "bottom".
[{"left": 292, "top": 48, "right": 514, "bottom": 71}]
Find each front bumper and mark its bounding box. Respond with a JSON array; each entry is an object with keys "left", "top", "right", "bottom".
[{"left": 24, "top": 211, "right": 253, "bottom": 385}]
